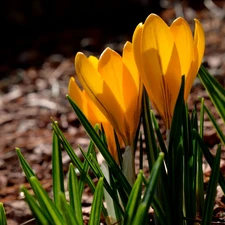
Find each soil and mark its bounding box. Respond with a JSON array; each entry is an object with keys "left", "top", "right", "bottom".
[{"left": 1, "top": 3, "right": 225, "bottom": 225}]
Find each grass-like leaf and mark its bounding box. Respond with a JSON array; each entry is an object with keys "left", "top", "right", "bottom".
[
  {"left": 0, "top": 202, "right": 7, "bottom": 225},
  {"left": 194, "top": 130, "right": 225, "bottom": 193},
  {"left": 88, "top": 177, "right": 104, "bottom": 225},
  {"left": 196, "top": 99, "right": 205, "bottom": 216},
  {"left": 168, "top": 76, "right": 185, "bottom": 225},
  {"left": 52, "top": 131, "right": 65, "bottom": 208},
  {"left": 68, "top": 163, "right": 83, "bottom": 225},
  {"left": 52, "top": 121, "right": 96, "bottom": 193},
  {"left": 21, "top": 187, "right": 50, "bottom": 225},
  {"left": 131, "top": 152, "right": 164, "bottom": 225},
  {"left": 204, "top": 105, "right": 225, "bottom": 145},
  {"left": 201, "top": 145, "right": 221, "bottom": 225},
  {"left": 123, "top": 171, "right": 143, "bottom": 225},
  {"left": 198, "top": 65, "right": 225, "bottom": 123},
  {"left": 67, "top": 95, "right": 131, "bottom": 196},
  {"left": 29, "top": 176, "right": 64, "bottom": 224},
  {"left": 142, "top": 88, "right": 158, "bottom": 169},
  {"left": 16, "top": 148, "right": 35, "bottom": 181},
  {"left": 59, "top": 192, "right": 77, "bottom": 225}
]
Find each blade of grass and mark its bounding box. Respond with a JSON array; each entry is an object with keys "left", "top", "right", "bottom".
[
  {"left": 79, "top": 148, "right": 124, "bottom": 214},
  {"left": 201, "top": 145, "right": 221, "bottom": 225},
  {"left": 88, "top": 177, "right": 104, "bottom": 225},
  {"left": 123, "top": 171, "right": 143, "bottom": 225},
  {"left": 168, "top": 76, "right": 185, "bottom": 225},
  {"left": 21, "top": 187, "right": 51, "bottom": 225},
  {"left": 52, "top": 131, "right": 65, "bottom": 208},
  {"left": 142, "top": 88, "right": 158, "bottom": 170},
  {"left": 194, "top": 130, "right": 225, "bottom": 193},
  {"left": 29, "top": 176, "right": 64, "bottom": 224},
  {"left": 198, "top": 65, "right": 225, "bottom": 122},
  {"left": 204, "top": 105, "right": 225, "bottom": 145},
  {"left": 67, "top": 95, "right": 131, "bottom": 196},
  {"left": 68, "top": 163, "right": 83, "bottom": 225},
  {"left": 16, "top": 148, "right": 35, "bottom": 181},
  {"left": 196, "top": 98, "right": 205, "bottom": 216},
  {"left": 131, "top": 153, "right": 164, "bottom": 225},
  {"left": 59, "top": 192, "right": 77, "bottom": 225},
  {"left": 79, "top": 140, "right": 94, "bottom": 196},
  {"left": 52, "top": 121, "right": 96, "bottom": 193},
  {"left": 0, "top": 202, "right": 7, "bottom": 225}
]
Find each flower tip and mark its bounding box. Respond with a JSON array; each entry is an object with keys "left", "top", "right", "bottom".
[
  {"left": 123, "top": 41, "right": 132, "bottom": 51},
  {"left": 172, "top": 16, "right": 187, "bottom": 26}
]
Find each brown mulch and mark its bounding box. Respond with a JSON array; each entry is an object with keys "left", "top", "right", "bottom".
[{"left": 1, "top": 4, "right": 225, "bottom": 225}]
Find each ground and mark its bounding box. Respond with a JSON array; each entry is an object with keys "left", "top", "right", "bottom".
[{"left": 1, "top": 3, "right": 225, "bottom": 224}]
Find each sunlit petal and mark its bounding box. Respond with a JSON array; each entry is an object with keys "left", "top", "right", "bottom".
[
  {"left": 194, "top": 19, "right": 205, "bottom": 69},
  {"left": 76, "top": 52, "right": 120, "bottom": 130},
  {"left": 170, "top": 17, "right": 194, "bottom": 78}
]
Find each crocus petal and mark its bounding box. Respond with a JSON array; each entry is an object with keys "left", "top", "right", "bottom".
[
  {"left": 69, "top": 77, "right": 125, "bottom": 164},
  {"left": 184, "top": 19, "right": 205, "bottom": 100},
  {"left": 68, "top": 77, "right": 105, "bottom": 126},
  {"left": 133, "top": 13, "right": 205, "bottom": 129},
  {"left": 194, "top": 19, "right": 205, "bottom": 69},
  {"left": 141, "top": 14, "right": 181, "bottom": 126},
  {"left": 170, "top": 17, "right": 194, "bottom": 78},
  {"left": 122, "top": 41, "right": 142, "bottom": 142},
  {"left": 76, "top": 51, "right": 126, "bottom": 140},
  {"left": 98, "top": 48, "right": 124, "bottom": 108}
]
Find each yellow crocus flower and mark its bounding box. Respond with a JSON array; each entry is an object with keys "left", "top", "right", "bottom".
[
  {"left": 68, "top": 77, "right": 124, "bottom": 163},
  {"left": 74, "top": 41, "right": 143, "bottom": 146},
  {"left": 132, "top": 14, "right": 205, "bottom": 129}
]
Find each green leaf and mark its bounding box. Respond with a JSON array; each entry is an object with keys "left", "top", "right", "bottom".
[
  {"left": 68, "top": 163, "right": 83, "bottom": 225},
  {"left": 88, "top": 177, "right": 104, "bottom": 225},
  {"left": 59, "top": 192, "right": 77, "bottom": 225},
  {"left": 79, "top": 140, "right": 94, "bottom": 196},
  {"left": 16, "top": 148, "right": 35, "bottom": 181},
  {"left": 29, "top": 176, "right": 64, "bottom": 224},
  {"left": 131, "top": 153, "right": 164, "bottom": 225},
  {"left": 123, "top": 171, "right": 143, "bottom": 225},
  {"left": 142, "top": 88, "right": 158, "bottom": 170},
  {"left": 204, "top": 105, "right": 225, "bottom": 145},
  {"left": 194, "top": 130, "right": 225, "bottom": 194},
  {"left": 183, "top": 106, "right": 197, "bottom": 223},
  {"left": 67, "top": 95, "right": 131, "bottom": 196},
  {"left": 52, "top": 121, "right": 96, "bottom": 193},
  {"left": 167, "top": 76, "right": 185, "bottom": 225},
  {"left": 0, "top": 202, "right": 7, "bottom": 225},
  {"left": 201, "top": 145, "right": 221, "bottom": 225},
  {"left": 21, "top": 187, "right": 50, "bottom": 225},
  {"left": 196, "top": 99, "right": 205, "bottom": 216},
  {"left": 198, "top": 65, "right": 225, "bottom": 123},
  {"left": 79, "top": 148, "right": 123, "bottom": 215},
  {"left": 52, "top": 131, "right": 65, "bottom": 208}
]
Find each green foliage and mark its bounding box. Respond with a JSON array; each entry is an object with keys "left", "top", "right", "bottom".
[
  {"left": 3, "top": 65, "right": 223, "bottom": 225},
  {"left": 0, "top": 203, "right": 7, "bottom": 225}
]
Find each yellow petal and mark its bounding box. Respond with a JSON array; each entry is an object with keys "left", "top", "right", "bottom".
[
  {"left": 68, "top": 77, "right": 105, "bottom": 126},
  {"left": 170, "top": 17, "right": 194, "bottom": 78},
  {"left": 141, "top": 14, "right": 181, "bottom": 123},
  {"left": 184, "top": 19, "right": 205, "bottom": 101},
  {"left": 194, "top": 19, "right": 205, "bottom": 69},
  {"left": 68, "top": 77, "right": 84, "bottom": 110},
  {"left": 132, "top": 23, "right": 144, "bottom": 80},
  {"left": 122, "top": 41, "right": 142, "bottom": 141},
  {"left": 88, "top": 55, "right": 99, "bottom": 69},
  {"left": 75, "top": 51, "right": 125, "bottom": 139},
  {"left": 98, "top": 48, "right": 124, "bottom": 108}
]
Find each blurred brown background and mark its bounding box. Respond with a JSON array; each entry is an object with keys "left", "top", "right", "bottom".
[{"left": 0, "top": 0, "right": 206, "bottom": 77}]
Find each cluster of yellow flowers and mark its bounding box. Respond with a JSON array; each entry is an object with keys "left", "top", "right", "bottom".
[{"left": 68, "top": 13, "right": 205, "bottom": 163}]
